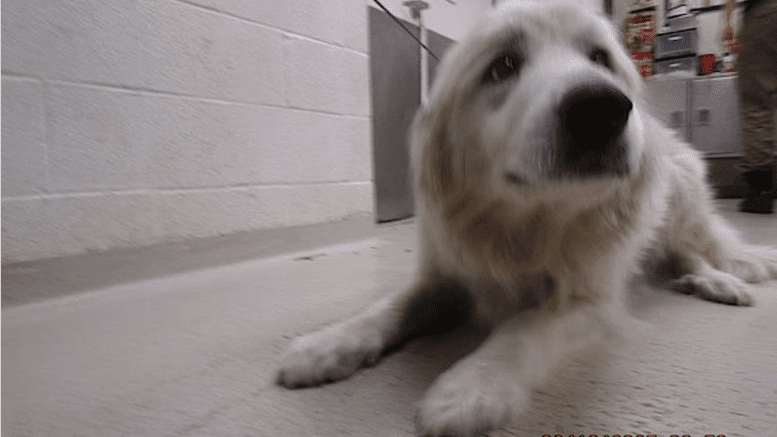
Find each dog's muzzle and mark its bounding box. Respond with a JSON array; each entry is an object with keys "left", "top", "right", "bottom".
[{"left": 554, "top": 84, "right": 633, "bottom": 178}]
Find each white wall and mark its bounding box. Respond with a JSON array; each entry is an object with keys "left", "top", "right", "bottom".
[
  {"left": 375, "top": 0, "right": 494, "bottom": 41},
  {"left": 2, "top": 0, "right": 374, "bottom": 263},
  {"left": 496, "top": 0, "right": 605, "bottom": 14}
]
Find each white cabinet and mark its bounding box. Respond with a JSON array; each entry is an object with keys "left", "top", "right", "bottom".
[
  {"left": 644, "top": 75, "right": 690, "bottom": 142},
  {"left": 690, "top": 75, "right": 742, "bottom": 156},
  {"left": 645, "top": 74, "right": 742, "bottom": 156}
]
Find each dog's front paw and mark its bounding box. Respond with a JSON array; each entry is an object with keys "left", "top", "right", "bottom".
[
  {"left": 416, "top": 364, "right": 529, "bottom": 436},
  {"left": 276, "top": 325, "right": 383, "bottom": 388},
  {"left": 670, "top": 271, "right": 753, "bottom": 306}
]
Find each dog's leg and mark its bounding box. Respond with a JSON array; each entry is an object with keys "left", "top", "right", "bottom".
[
  {"left": 668, "top": 250, "right": 753, "bottom": 306},
  {"left": 708, "top": 215, "right": 777, "bottom": 285},
  {"left": 725, "top": 244, "right": 777, "bottom": 284},
  {"left": 668, "top": 239, "right": 777, "bottom": 306},
  {"left": 416, "top": 303, "right": 614, "bottom": 437},
  {"left": 276, "top": 276, "right": 471, "bottom": 388},
  {"left": 662, "top": 148, "right": 777, "bottom": 305},
  {"left": 666, "top": 212, "right": 777, "bottom": 306}
]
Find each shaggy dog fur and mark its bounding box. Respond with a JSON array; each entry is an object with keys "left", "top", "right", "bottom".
[{"left": 277, "top": 2, "right": 777, "bottom": 435}]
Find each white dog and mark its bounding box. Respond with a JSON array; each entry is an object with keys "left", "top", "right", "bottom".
[{"left": 277, "top": 2, "right": 777, "bottom": 435}]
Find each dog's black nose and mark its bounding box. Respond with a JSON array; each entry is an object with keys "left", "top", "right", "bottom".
[{"left": 555, "top": 84, "right": 632, "bottom": 177}]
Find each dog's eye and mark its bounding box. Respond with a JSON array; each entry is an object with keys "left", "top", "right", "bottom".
[
  {"left": 590, "top": 48, "right": 612, "bottom": 70},
  {"left": 484, "top": 53, "right": 522, "bottom": 84}
]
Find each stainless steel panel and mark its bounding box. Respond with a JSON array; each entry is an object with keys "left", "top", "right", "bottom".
[
  {"left": 369, "top": 7, "right": 455, "bottom": 222},
  {"left": 666, "top": 14, "right": 696, "bottom": 31},
  {"left": 370, "top": 7, "right": 420, "bottom": 222},
  {"left": 655, "top": 29, "right": 698, "bottom": 59},
  {"left": 654, "top": 55, "right": 696, "bottom": 75},
  {"left": 690, "top": 75, "right": 742, "bottom": 156}
]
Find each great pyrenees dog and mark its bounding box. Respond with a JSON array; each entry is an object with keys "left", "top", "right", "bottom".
[{"left": 277, "top": 2, "right": 777, "bottom": 435}]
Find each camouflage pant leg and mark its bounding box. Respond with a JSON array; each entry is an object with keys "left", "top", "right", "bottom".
[{"left": 737, "top": 0, "right": 777, "bottom": 170}]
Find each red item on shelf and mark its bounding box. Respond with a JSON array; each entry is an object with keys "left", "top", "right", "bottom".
[{"left": 699, "top": 54, "right": 716, "bottom": 75}]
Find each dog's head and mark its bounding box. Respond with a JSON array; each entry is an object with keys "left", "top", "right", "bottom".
[{"left": 412, "top": 2, "right": 647, "bottom": 210}]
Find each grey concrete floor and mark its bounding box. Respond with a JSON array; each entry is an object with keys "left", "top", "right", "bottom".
[{"left": 3, "top": 200, "right": 776, "bottom": 437}]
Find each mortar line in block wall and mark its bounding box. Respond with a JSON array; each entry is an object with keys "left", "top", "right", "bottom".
[
  {"left": 41, "top": 78, "right": 53, "bottom": 200},
  {"left": 1, "top": 74, "right": 56, "bottom": 196},
  {"left": 38, "top": 78, "right": 371, "bottom": 120},
  {"left": 1, "top": 181, "right": 374, "bottom": 203},
  {"left": 0, "top": 72, "right": 43, "bottom": 81},
  {"left": 280, "top": 32, "right": 369, "bottom": 58},
  {"left": 170, "top": 0, "right": 369, "bottom": 57}
]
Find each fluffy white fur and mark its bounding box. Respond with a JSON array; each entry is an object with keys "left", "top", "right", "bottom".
[{"left": 277, "top": 3, "right": 777, "bottom": 436}]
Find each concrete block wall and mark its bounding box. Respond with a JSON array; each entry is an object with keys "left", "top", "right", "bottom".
[{"left": 2, "top": 0, "right": 373, "bottom": 263}]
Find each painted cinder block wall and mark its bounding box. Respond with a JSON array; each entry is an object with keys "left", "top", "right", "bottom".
[{"left": 2, "top": 0, "right": 375, "bottom": 263}]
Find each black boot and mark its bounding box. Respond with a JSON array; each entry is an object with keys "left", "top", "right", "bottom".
[{"left": 739, "top": 166, "right": 774, "bottom": 214}]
